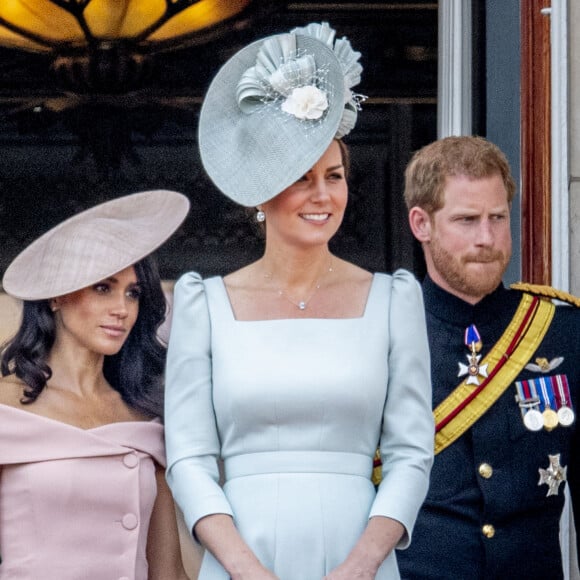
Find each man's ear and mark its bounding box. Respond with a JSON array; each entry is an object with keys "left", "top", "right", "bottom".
[{"left": 408, "top": 207, "right": 432, "bottom": 243}]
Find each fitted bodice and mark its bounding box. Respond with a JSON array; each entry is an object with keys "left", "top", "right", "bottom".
[
  {"left": 165, "top": 270, "right": 434, "bottom": 579},
  {"left": 205, "top": 275, "right": 389, "bottom": 461},
  {"left": 0, "top": 405, "right": 164, "bottom": 580}
]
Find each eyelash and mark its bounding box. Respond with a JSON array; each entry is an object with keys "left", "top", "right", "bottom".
[
  {"left": 127, "top": 287, "right": 142, "bottom": 300},
  {"left": 297, "top": 173, "right": 344, "bottom": 183},
  {"left": 93, "top": 283, "right": 110, "bottom": 293},
  {"left": 93, "top": 283, "right": 141, "bottom": 300}
]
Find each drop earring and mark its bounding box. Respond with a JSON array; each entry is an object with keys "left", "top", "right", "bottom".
[{"left": 256, "top": 209, "right": 266, "bottom": 223}]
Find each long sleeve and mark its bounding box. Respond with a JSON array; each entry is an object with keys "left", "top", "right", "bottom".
[
  {"left": 368, "top": 269, "right": 434, "bottom": 548},
  {"left": 164, "top": 272, "right": 233, "bottom": 535}
]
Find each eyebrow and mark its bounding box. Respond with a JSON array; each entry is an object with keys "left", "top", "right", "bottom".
[
  {"left": 101, "top": 276, "right": 139, "bottom": 285},
  {"left": 306, "top": 164, "right": 344, "bottom": 175}
]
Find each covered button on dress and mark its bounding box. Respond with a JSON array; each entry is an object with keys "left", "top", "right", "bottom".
[{"left": 0, "top": 405, "right": 165, "bottom": 580}]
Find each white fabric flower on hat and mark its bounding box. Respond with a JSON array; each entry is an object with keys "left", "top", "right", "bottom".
[{"left": 281, "top": 85, "right": 328, "bottom": 120}]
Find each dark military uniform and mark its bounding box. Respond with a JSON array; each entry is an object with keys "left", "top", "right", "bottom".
[{"left": 397, "top": 277, "right": 580, "bottom": 580}]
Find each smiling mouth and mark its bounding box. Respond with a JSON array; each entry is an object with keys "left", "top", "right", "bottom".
[{"left": 300, "top": 213, "right": 330, "bottom": 221}]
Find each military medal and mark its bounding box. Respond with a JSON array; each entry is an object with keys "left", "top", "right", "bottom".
[
  {"left": 515, "top": 380, "right": 543, "bottom": 432},
  {"left": 524, "top": 407, "right": 544, "bottom": 431},
  {"left": 538, "top": 377, "right": 559, "bottom": 431},
  {"left": 538, "top": 454, "right": 567, "bottom": 496},
  {"left": 458, "top": 324, "right": 488, "bottom": 386},
  {"left": 542, "top": 408, "right": 559, "bottom": 431},
  {"left": 554, "top": 374, "right": 575, "bottom": 427},
  {"left": 558, "top": 406, "right": 575, "bottom": 427},
  {"left": 516, "top": 375, "right": 573, "bottom": 432}
]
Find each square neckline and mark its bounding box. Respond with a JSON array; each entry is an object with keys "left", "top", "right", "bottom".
[{"left": 215, "top": 273, "right": 382, "bottom": 322}]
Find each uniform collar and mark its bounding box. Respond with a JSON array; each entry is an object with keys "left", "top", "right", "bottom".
[{"left": 422, "top": 275, "right": 517, "bottom": 327}]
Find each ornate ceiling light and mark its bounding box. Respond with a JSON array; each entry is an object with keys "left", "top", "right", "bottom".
[
  {"left": 0, "top": 0, "right": 275, "bottom": 170},
  {"left": 0, "top": 0, "right": 258, "bottom": 93}
]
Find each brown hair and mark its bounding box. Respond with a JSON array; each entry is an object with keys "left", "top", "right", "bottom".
[
  {"left": 403, "top": 136, "right": 516, "bottom": 214},
  {"left": 337, "top": 138, "right": 351, "bottom": 180}
]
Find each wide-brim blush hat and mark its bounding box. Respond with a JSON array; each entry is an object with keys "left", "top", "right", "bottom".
[
  {"left": 2, "top": 190, "right": 190, "bottom": 301},
  {"left": 199, "top": 22, "right": 364, "bottom": 207}
]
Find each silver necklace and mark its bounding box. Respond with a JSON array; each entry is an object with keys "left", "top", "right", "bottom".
[{"left": 264, "top": 263, "right": 334, "bottom": 310}]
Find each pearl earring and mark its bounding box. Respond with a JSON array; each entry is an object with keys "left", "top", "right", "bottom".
[{"left": 256, "top": 210, "right": 266, "bottom": 223}]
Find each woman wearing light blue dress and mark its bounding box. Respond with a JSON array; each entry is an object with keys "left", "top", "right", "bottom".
[{"left": 165, "top": 23, "right": 434, "bottom": 580}]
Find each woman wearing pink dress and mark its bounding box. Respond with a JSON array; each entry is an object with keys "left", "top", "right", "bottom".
[{"left": 0, "top": 190, "right": 190, "bottom": 580}]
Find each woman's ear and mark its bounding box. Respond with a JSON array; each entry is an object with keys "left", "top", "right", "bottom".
[
  {"left": 50, "top": 298, "right": 60, "bottom": 313},
  {"left": 408, "top": 207, "right": 432, "bottom": 243}
]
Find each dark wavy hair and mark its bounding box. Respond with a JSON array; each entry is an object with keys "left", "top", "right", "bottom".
[{"left": 0, "top": 255, "right": 167, "bottom": 418}]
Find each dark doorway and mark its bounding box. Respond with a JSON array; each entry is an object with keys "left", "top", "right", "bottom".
[{"left": 0, "top": 2, "right": 437, "bottom": 281}]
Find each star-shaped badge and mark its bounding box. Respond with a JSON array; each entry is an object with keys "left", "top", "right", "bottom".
[
  {"left": 458, "top": 352, "right": 489, "bottom": 386},
  {"left": 538, "top": 453, "right": 567, "bottom": 496}
]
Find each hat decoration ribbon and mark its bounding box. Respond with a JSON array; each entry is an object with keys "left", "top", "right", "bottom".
[{"left": 236, "top": 22, "right": 365, "bottom": 138}]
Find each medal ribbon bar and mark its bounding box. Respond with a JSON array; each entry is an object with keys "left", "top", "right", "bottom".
[{"left": 434, "top": 295, "right": 555, "bottom": 455}]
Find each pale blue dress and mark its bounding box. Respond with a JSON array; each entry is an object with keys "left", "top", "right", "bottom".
[{"left": 165, "top": 270, "right": 433, "bottom": 579}]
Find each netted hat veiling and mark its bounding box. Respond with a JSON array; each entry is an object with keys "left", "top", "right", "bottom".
[
  {"left": 198, "top": 22, "right": 364, "bottom": 207},
  {"left": 2, "top": 190, "right": 190, "bottom": 301}
]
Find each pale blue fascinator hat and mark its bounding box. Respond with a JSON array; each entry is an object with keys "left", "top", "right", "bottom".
[{"left": 198, "top": 22, "right": 364, "bottom": 207}]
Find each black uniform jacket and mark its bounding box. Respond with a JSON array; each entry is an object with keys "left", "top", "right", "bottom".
[{"left": 398, "top": 277, "right": 580, "bottom": 580}]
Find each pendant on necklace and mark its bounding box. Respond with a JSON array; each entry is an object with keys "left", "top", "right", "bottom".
[
  {"left": 457, "top": 324, "right": 488, "bottom": 386},
  {"left": 266, "top": 263, "right": 333, "bottom": 311}
]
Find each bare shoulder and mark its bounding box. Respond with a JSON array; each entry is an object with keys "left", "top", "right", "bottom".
[
  {"left": 222, "top": 263, "right": 269, "bottom": 318},
  {"left": 223, "top": 263, "right": 262, "bottom": 291},
  {"left": 331, "top": 258, "right": 373, "bottom": 286},
  {"left": 0, "top": 375, "right": 27, "bottom": 407},
  {"left": 223, "top": 263, "right": 268, "bottom": 307},
  {"left": 321, "top": 259, "right": 374, "bottom": 318}
]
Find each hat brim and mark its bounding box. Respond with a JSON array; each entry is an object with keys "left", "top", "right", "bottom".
[
  {"left": 2, "top": 190, "right": 190, "bottom": 301},
  {"left": 199, "top": 34, "right": 345, "bottom": 207}
]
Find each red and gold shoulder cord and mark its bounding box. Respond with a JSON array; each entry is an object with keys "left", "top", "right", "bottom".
[
  {"left": 434, "top": 293, "right": 554, "bottom": 455},
  {"left": 373, "top": 285, "right": 579, "bottom": 483}
]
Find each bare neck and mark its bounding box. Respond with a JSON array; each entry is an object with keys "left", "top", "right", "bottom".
[
  {"left": 46, "top": 339, "right": 108, "bottom": 398},
  {"left": 260, "top": 244, "right": 334, "bottom": 288}
]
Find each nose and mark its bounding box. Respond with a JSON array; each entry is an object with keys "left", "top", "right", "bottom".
[
  {"left": 310, "top": 177, "right": 330, "bottom": 201},
  {"left": 475, "top": 219, "right": 494, "bottom": 246},
  {"left": 110, "top": 294, "right": 129, "bottom": 319}
]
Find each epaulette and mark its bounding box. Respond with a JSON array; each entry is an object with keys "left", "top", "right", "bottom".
[{"left": 510, "top": 282, "right": 580, "bottom": 308}]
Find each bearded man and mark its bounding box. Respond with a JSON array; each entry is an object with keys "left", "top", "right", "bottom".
[{"left": 396, "top": 136, "right": 580, "bottom": 580}]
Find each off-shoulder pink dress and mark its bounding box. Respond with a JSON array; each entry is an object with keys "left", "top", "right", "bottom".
[{"left": 0, "top": 404, "right": 165, "bottom": 580}]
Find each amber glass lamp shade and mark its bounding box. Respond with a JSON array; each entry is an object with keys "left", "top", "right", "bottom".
[{"left": 0, "top": 0, "right": 253, "bottom": 92}]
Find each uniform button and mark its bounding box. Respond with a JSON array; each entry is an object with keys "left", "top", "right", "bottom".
[
  {"left": 121, "top": 513, "right": 138, "bottom": 530},
  {"left": 123, "top": 453, "right": 139, "bottom": 468},
  {"left": 478, "top": 463, "right": 493, "bottom": 479},
  {"left": 482, "top": 524, "right": 495, "bottom": 538}
]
